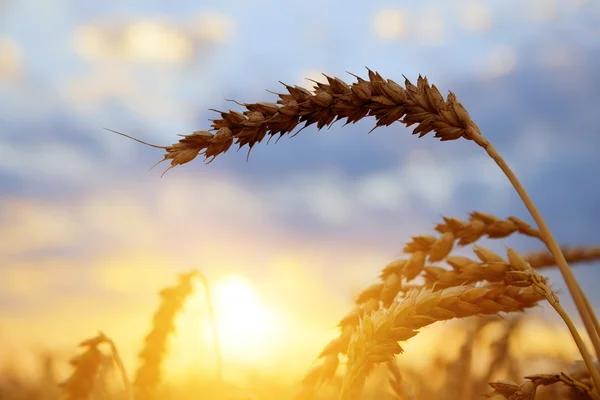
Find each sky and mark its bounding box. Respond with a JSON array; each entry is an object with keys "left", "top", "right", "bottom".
[{"left": 0, "top": 0, "right": 600, "bottom": 385}]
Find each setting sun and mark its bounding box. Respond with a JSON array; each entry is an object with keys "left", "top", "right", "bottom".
[{"left": 187, "top": 274, "right": 284, "bottom": 369}]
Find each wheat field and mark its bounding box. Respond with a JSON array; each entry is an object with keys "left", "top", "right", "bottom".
[{"left": 2, "top": 70, "right": 600, "bottom": 400}]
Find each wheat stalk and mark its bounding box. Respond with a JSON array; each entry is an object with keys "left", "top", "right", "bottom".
[
  {"left": 134, "top": 270, "right": 198, "bottom": 400},
  {"left": 109, "top": 69, "right": 599, "bottom": 388}
]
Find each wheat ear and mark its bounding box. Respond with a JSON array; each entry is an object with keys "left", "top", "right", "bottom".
[
  {"left": 300, "top": 242, "right": 596, "bottom": 396},
  {"left": 340, "top": 283, "right": 544, "bottom": 400},
  {"left": 487, "top": 373, "right": 599, "bottom": 400},
  {"left": 59, "top": 332, "right": 114, "bottom": 400},
  {"left": 524, "top": 246, "right": 600, "bottom": 270},
  {"left": 134, "top": 270, "right": 198, "bottom": 400}
]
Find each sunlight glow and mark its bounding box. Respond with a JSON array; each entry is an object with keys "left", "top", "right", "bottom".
[{"left": 209, "top": 275, "right": 282, "bottom": 364}]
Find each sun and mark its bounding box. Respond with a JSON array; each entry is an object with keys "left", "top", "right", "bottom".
[{"left": 203, "top": 274, "right": 282, "bottom": 364}]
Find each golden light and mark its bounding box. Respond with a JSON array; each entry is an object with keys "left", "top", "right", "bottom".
[{"left": 205, "top": 274, "right": 283, "bottom": 365}]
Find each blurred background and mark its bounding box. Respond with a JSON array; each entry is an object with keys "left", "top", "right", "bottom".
[{"left": 1, "top": 0, "right": 600, "bottom": 398}]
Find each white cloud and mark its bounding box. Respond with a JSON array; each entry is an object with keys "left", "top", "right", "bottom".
[
  {"left": 73, "top": 19, "right": 193, "bottom": 64},
  {"left": 459, "top": 1, "right": 493, "bottom": 33},
  {"left": 0, "top": 36, "right": 23, "bottom": 80},
  {"left": 478, "top": 45, "right": 518, "bottom": 80},
  {"left": 527, "top": 0, "right": 558, "bottom": 22},
  {"left": 0, "top": 139, "right": 98, "bottom": 184},
  {"left": 194, "top": 11, "right": 235, "bottom": 44},
  {"left": 538, "top": 43, "right": 586, "bottom": 69},
  {"left": 72, "top": 12, "right": 235, "bottom": 65},
  {"left": 271, "top": 169, "right": 356, "bottom": 225},
  {"left": 372, "top": 9, "right": 408, "bottom": 40}
]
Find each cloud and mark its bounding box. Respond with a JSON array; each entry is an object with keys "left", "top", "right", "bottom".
[
  {"left": 73, "top": 20, "right": 193, "bottom": 64},
  {"left": 537, "top": 42, "right": 587, "bottom": 69},
  {"left": 72, "top": 13, "right": 235, "bottom": 65},
  {"left": 372, "top": 9, "right": 408, "bottom": 40},
  {"left": 0, "top": 36, "right": 23, "bottom": 80},
  {"left": 194, "top": 12, "right": 235, "bottom": 44},
  {"left": 478, "top": 44, "right": 518, "bottom": 80},
  {"left": 0, "top": 171, "right": 401, "bottom": 378},
  {"left": 527, "top": 0, "right": 558, "bottom": 22},
  {"left": 459, "top": 1, "right": 493, "bottom": 33},
  {"left": 0, "top": 138, "right": 99, "bottom": 186},
  {"left": 414, "top": 5, "right": 446, "bottom": 46}
]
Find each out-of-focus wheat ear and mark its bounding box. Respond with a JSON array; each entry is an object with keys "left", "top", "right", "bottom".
[
  {"left": 134, "top": 270, "right": 198, "bottom": 400},
  {"left": 58, "top": 332, "right": 108, "bottom": 400},
  {"left": 484, "top": 317, "right": 523, "bottom": 384},
  {"left": 559, "top": 360, "right": 600, "bottom": 399},
  {"left": 387, "top": 358, "right": 415, "bottom": 400},
  {"left": 103, "top": 335, "right": 132, "bottom": 400},
  {"left": 443, "top": 317, "right": 495, "bottom": 400},
  {"left": 487, "top": 374, "right": 599, "bottom": 400},
  {"left": 524, "top": 246, "right": 600, "bottom": 270}
]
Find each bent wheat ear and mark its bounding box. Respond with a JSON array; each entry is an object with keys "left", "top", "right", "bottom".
[
  {"left": 59, "top": 333, "right": 108, "bottom": 400},
  {"left": 109, "top": 70, "right": 484, "bottom": 174}
]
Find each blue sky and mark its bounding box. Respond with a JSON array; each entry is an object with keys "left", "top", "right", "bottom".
[{"left": 0, "top": 0, "right": 599, "bottom": 379}]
